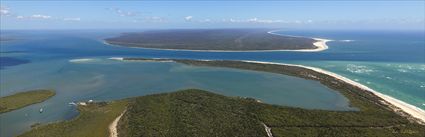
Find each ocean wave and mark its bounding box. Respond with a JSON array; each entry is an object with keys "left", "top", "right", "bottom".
[
  {"left": 397, "top": 64, "right": 414, "bottom": 70},
  {"left": 393, "top": 64, "right": 425, "bottom": 72},
  {"left": 339, "top": 40, "right": 354, "bottom": 42},
  {"left": 397, "top": 69, "right": 408, "bottom": 73},
  {"left": 108, "top": 57, "right": 124, "bottom": 61},
  {"left": 419, "top": 65, "right": 425, "bottom": 71},
  {"left": 346, "top": 64, "right": 374, "bottom": 74},
  {"left": 69, "top": 58, "right": 96, "bottom": 63}
]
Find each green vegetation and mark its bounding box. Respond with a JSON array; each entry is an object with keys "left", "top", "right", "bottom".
[
  {"left": 120, "top": 89, "right": 424, "bottom": 137},
  {"left": 0, "top": 89, "right": 55, "bottom": 113},
  {"left": 119, "top": 89, "right": 266, "bottom": 137},
  {"left": 19, "top": 88, "right": 424, "bottom": 137},
  {"left": 105, "top": 29, "right": 316, "bottom": 51},
  {"left": 173, "top": 60, "right": 425, "bottom": 136},
  {"left": 19, "top": 100, "right": 128, "bottom": 137}
]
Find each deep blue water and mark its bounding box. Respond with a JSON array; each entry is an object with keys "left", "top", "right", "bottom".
[
  {"left": 0, "top": 57, "right": 30, "bottom": 69},
  {"left": 0, "top": 29, "right": 424, "bottom": 137}
]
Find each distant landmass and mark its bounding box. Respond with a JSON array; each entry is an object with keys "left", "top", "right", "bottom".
[{"left": 104, "top": 29, "right": 319, "bottom": 51}]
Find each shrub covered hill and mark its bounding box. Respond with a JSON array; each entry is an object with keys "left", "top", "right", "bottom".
[{"left": 118, "top": 89, "right": 425, "bottom": 137}]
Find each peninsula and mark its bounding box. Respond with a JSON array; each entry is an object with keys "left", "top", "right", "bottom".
[
  {"left": 118, "top": 58, "right": 425, "bottom": 124},
  {"left": 0, "top": 89, "right": 55, "bottom": 113},
  {"left": 104, "top": 29, "right": 329, "bottom": 51},
  {"left": 21, "top": 89, "right": 425, "bottom": 137}
]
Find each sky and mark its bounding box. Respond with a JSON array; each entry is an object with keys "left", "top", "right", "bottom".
[{"left": 0, "top": 1, "right": 424, "bottom": 30}]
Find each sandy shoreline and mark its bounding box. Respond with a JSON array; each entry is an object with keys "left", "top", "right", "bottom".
[
  {"left": 311, "top": 38, "right": 331, "bottom": 52},
  {"left": 267, "top": 30, "right": 332, "bottom": 52},
  {"left": 241, "top": 60, "right": 425, "bottom": 124}
]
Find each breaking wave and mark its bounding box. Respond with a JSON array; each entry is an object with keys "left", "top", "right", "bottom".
[
  {"left": 69, "top": 58, "right": 96, "bottom": 63},
  {"left": 339, "top": 40, "right": 354, "bottom": 42},
  {"left": 346, "top": 64, "right": 374, "bottom": 74}
]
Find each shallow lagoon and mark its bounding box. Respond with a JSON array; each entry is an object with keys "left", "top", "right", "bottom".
[{"left": 0, "top": 57, "right": 353, "bottom": 137}]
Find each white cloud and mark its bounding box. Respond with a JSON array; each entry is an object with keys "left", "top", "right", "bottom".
[
  {"left": 30, "top": 14, "right": 51, "bottom": 19},
  {"left": 0, "top": 6, "right": 11, "bottom": 16},
  {"left": 0, "top": 5, "right": 54, "bottom": 20},
  {"left": 216, "top": 18, "right": 313, "bottom": 24},
  {"left": 199, "top": 19, "right": 212, "bottom": 23},
  {"left": 133, "top": 16, "right": 166, "bottom": 23},
  {"left": 63, "top": 18, "right": 81, "bottom": 21},
  {"left": 307, "top": 20, "right": 313, "bottom": 23},
  {"left": 145, "top": 16, "right": 166, "bottom": 22},
  {"left": 184, "top": 16, "right": 193, "bottom": 21},
  {"left": 246, "top": 18, "right": 289, "bottom": 24},
  {"left": 108, "top": 8, "right": 137, "bottom": 17}
]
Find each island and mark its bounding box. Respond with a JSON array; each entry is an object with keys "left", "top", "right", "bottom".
[
  {"left": 0, "top": 89, "right": 55, "bottom": 113},
  {"left": 104, "top": 29, "right": 329, "bottom": 51},
  {"left": 19, "top": 59, "right": 425, "bottom": 137}
]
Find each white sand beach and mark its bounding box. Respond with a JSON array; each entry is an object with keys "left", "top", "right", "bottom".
[
  {"left": 241, "top": 60, "right": 425, "bottom": 124},
  {"left": 267, "top": 30, "right": 332, "bottom": 52},
  {"left": 311, "top": 38, "right": 331, "bottom": 51}
]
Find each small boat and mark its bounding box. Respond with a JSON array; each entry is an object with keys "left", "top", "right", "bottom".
[{"left": 39, "top": 108, "right": 43, "bottom": 113}]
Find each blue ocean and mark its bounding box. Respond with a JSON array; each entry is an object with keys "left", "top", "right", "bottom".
[{"left": 0, "top": 30, "right": 424, "bottom": 137}]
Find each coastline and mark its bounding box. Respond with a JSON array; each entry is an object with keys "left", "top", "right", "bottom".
[
  {"left": 102, "top": 32, "right": 331, "bottom": 52},
  {"left": 241, "top": 60, "right": 425, "bottom": 124},
  {"left": 108, "top": 57, "right": 425, "bottom": 124},
  {"left": 311, "top": 38, "right": 331, "bottom": 52},
  {"left": 267, "top": 30, "right": 332, "bottom": 52}
]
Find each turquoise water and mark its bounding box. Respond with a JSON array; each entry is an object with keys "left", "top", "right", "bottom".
[
  {"left": 289, "top": 61, "right": 425, "bottom": 111},
  {"left": 274, "top": 30, "right": 424, "bottom": 110},
  {"left": 0, "top": 30, "right": 424, "bottom": 136}
]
